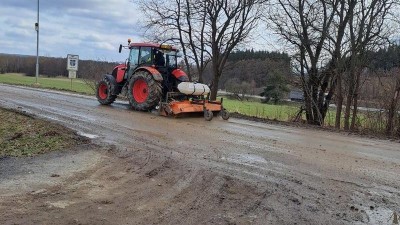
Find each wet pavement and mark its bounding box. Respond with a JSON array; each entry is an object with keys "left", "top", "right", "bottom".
[{"left": 0, "top": 84, "right": 399, "bottom": 225}]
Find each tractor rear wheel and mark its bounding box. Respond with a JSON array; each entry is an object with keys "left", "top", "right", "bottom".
[
  {"left": 96, "top": 78, "right": 117, "bottom": 105},
  {"left": 128, "top": 71, "right": 162, "bottom": 111}
]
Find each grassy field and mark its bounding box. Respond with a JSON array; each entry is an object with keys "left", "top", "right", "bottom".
[
  {"left": 0, "top": 108, "right": 86, "bottom": 157},
  {"left": 221, "top": 97, "right": 301, "bottom": 121},
  {"left": 0, "top": 73, "right": 94, "bottom": 95}
]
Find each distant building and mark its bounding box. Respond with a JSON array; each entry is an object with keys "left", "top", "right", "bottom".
[{"left": 289, "top": 90, "right": 304, "bottom": 102}]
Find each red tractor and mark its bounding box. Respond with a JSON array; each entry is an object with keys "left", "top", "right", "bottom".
[{"left": 96, "top": 39, "right": 229, "bottom": 121}]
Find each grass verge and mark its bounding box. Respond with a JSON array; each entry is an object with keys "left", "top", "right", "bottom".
[
  {"left": 0, "top": 73, "right": 94, "bottom": 95},
  {"left": 0, "top": 107, "right": 88, "bottom": 157},
  {"left": 221, "top": 97, "right": 301, "bottom": 121}
]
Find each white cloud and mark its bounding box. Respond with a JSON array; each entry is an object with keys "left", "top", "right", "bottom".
[
  {"left": 0, "top": 0, "right": 283, "bottom": 62},
  {"left": 0, "top": 0, "right": 146, "bottom": 61}
]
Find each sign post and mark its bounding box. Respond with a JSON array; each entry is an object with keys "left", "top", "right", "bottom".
[{"left": 67, "top": 54, "right": 79, "bottom": 90}]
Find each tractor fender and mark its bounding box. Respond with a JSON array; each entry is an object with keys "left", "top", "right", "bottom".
[
  {"left": 134, "top": 66, "right": 163, "bottom": 81},
  {"left": 111, "top": 64, "right": 127, "bottom": 83},
  {"left": 103, "top": 74, "right": 119, "bottom": 95},
  {"left": 171, "top": 69, "right": 189, "bottom": 82}
]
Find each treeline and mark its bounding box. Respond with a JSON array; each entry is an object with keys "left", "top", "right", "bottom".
[
  {"left": 369, "top": 44, "right": 400, "bottom": 70},
  {"left": 228, "top": 49, "right": 291, "bottom": 63},
  {"left": 195, "top": 49, "right": 292, "bottom": 95},
  {"left": 0, "top": 53, "right": 116, "bottom": 80}
]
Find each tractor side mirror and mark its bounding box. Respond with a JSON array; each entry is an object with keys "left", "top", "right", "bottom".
[{"left": 119, "top": 44, "right": 122, "bottom": 53}]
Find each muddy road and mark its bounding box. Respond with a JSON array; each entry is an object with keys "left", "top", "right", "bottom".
[{"left": 0, "top": 84, "right": 399, "bottom": 225}]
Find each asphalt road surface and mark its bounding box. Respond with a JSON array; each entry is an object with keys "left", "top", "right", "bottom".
[{"left": 0, "top": 84, "right": 399, "bottom": 225}]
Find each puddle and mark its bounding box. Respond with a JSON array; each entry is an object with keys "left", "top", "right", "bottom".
[
  {"left": 367, "top": 208, "right": 396, "bottom": 224},
  {"left": 235, "top": 153, "right": 267, "bottom": 163},
  {"left": 221, "top": 153, "right": 267, "bottom": 165},
  {"left": 222, "top": 153, "right": 286, "bottom": 169},
  {"left": 353, "top": 207, "right": 397, "bottom": 225},
  {"left": 47, "top": 200, "right": 75, "bottom": 209},
  {"left": 77, "top": 131, "right": 99, "bottom": 139}
]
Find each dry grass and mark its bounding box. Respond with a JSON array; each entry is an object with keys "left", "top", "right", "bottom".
[{"left": 0, "top": 108, "right": 88, "bottom": 157}]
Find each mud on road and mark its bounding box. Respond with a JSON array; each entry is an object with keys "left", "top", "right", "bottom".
[{"left": 0, "top": 84, "right": 399, "bottom": 225}]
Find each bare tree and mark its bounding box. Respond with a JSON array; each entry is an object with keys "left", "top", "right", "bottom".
[
  {"left": 386, "top": 69, "right": 400, "bottom": 135},
  {"left": 268, "top": 0, "right": 397, "bottom": 127},
  {"left": 324, "top": 0, "right": 357, "bottom": 129},
  {"left": 138, "top": 0, "right": 264, "bottom": 100},
  {"left": 267, "top": 0, "right": 339, "bottom": 125},
  {"left": 342, "top": 0, "right": 395, "bottom": 130}
]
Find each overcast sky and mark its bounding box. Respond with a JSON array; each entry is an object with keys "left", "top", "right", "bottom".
[
  {"left": 0, "top": 0, "right": 282, "bottom": 62},
  {"left": 0, "top": 0, "right": 147, "bottom": 62}
]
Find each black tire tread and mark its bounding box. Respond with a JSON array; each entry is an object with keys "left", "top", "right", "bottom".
[
  {"left": 96, "top": 77, "right": 117, "bottom": 105},
  {"left": 128, "top": 71, "right": 162, "bottom": 111}
]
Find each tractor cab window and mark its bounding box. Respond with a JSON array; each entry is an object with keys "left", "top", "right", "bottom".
[
  {"left": 129, "top": 47, "right": 139, "bottom": 66},
  {"left": 166, "top": 51, "right": 178, "bottom": 68},
  {"left": 139, "top": 47, "right": 152, "bottom": 65},
  {"left": 153, "top": 49, "right": 165, "bottom": 67}
]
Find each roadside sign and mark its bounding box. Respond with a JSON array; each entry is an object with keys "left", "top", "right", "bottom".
[
  {"left": 67, "top": 54, "right": 79, "bottom": 88},
  {"left": 68, "top": 70, "right": 77, "bottom": 79},
  {"left": 67, "top": 54, "right": 79, "bottom": 71},
  {"left": 67, "top": 54, "right": 79, "bottom": 79}
]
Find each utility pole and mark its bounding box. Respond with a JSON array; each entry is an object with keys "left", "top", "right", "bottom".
[{"left": 35, "top": 0, "right": 39, "bottom": 84}]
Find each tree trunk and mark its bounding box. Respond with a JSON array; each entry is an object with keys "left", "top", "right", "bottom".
[
  {"left": 307, "top": 67, "right": 322, "bottom": 125},
  {"left": 210, "top": 57, "right": 220, "bottom": 100},
  {"left": 350, "top": 71, "right": 361, "bottom": 130},
  {"left": 304, "top": 84, "right": 313, "bottom": 123},
  {"left": 350, "top": 93, "right": 358, "bottom": 130},
  {"left": 343, "top": 93, "right": 352, "bottom": 130},
  {"left": 344, "top": 67, "right": 356, "bottom": 130},
  {"left": 210, "top": 75, "right": 219, "bottom": 100},
  {"left": 335, "top": 74, "right": 343, "bottom": 129},
  {"left": 387, "top": 88, "right": 400, "bottom": 135}
]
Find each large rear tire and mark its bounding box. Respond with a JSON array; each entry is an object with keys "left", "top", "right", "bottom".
[
  {"left": 128, "top": 71, "right": 162, "bottom": 111},
  {"left": 96, "top": 77, "right": 117, "bottom": 105}
]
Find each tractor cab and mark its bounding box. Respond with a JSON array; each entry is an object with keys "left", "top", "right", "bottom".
[
  {"left": 122, "top": 42, "right": 188, "bottom": 92},
  {"left": 125, "top": 43, "right": 179, "bottom": 71}
]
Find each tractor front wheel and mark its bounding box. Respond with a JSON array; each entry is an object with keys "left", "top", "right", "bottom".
[
  {"left": 96, "top": 78, "right": 116, "bottom": 105},
  {"left": 128, "top": 71, "right": 162, "bottom": 111}
]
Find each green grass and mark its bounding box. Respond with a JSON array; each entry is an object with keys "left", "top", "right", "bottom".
[
  {"left": 221, "top": 97, "right": 301, "bottom": 121},
  {"left": 0, "top": 73, "right": 94, "bottom": 95},
  {"left": 221, "top": 97, "right": 345, "bottom": 125},
  {"left": 0, "top": 108, "right": 86, "bottom": 157}
]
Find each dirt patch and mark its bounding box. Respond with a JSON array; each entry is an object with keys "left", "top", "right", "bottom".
[
  {"left": 1, "top": 145, "right": 399, "bottom": 225},
  {"left": 0, "top": 107, "right": 89, "bottom": 157},
  {"left": 0, "top": 149, "right": 286, "bottom": 225}
]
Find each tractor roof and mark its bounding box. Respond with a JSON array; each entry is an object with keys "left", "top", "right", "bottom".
[{"left": 129, "top": 42, "right": 177, "bottom": 50}]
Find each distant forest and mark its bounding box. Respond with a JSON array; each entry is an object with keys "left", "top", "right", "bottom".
[
  {"left": 368, "top": 44, "right": 400, "bottom": 70},
  {"left": 1, "top": 44, "right": 399, "bottom": 89},
  {"left": 0, "top": 54, "right": 116, "bottom": 80},
  {"left": 191, "top": 49, "right": 292, "bottom": 94}
]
